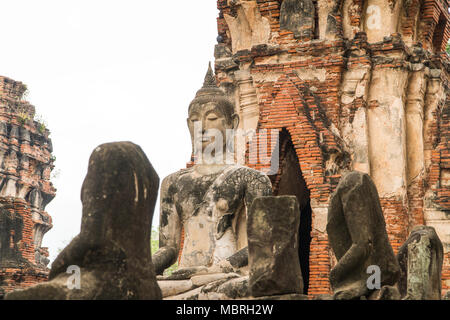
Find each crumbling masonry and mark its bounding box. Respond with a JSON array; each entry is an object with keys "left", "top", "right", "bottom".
[
  {"left": 0, "top": 77, "right": 56, "bottom": 297},
  {"left": 213, "top": 0, "right": 450, "bottom": 296}
]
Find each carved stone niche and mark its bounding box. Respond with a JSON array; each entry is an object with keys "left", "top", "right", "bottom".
[
  {"left": 0, "top": 205, "right": 27, "bottom": 267},
  {"left": 33, "top": 221, "right": 51, "bottom": 267},
  {"left": 280, "top": 0, "right": 315, "bottom": 40},
  {"left": 224, "top": 0, "right": 271, "bottom": 53},
  {"left": 214, "top": 44, "right": 238, "bottom": 72}
]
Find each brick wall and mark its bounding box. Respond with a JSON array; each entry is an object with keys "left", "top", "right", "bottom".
[
  {"left": 243, "top": 70, "right": 349, "bottom": 295},
  {"left": 419, "top": 0, "right": 450, "bottom": 52},
  {"left": 215, "top": 0, "right": 450, "bottom": 298}
]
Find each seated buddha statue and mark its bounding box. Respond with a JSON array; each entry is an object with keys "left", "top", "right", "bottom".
[{"left": 152, "top": 64, "right": 272, "bottom": 285}]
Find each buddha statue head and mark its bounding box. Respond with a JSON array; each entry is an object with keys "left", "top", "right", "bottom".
[{"left": 187, "top": 63, "right": 239, "bottom": 164}]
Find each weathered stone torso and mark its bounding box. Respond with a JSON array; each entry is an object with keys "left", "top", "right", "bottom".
[
  {"left": 176, "top": 169, "right": 227, "bottom": 267},
  {"left": 163, "top": 164, "right": 271, "bottom": 268},
  {"left": 327, "top": 171, "right": 401, "bottom": 299}
]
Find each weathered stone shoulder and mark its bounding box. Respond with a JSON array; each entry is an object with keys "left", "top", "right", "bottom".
[
  {"left": 249, "top": 168, "right": 271, "bottom": 184},
  {"left": 232, "top": 166, "right": 272, "bottom": 185},
  {"left": 333, "top": 171, "right": 370, "bottom": 195},
  {"left": 160, "top": 168, "right": 194, "bottom": 198},
  {"left": 231, "top": 166, "right": 273, "bottom": 204},
  {"left": 161, "top": 168, "right": 193, "bottom": 186}
]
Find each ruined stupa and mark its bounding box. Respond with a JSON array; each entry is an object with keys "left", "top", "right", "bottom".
[
  {"left": 210, "top": 0, "right": 449, "bottom": 296},
  {"left": 0, "top": 76, "right": 56, "bottom": 297}
]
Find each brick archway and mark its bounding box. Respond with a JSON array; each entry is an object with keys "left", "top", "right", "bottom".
[
  {"left": 271, "top": 128, "right": 313, "bottom": 294},
  {"left": 252, "top": 73, "right": 329, "bottom": 197},
  {"left": 247, "top": 72, "right": 349, "bottom": 295}
]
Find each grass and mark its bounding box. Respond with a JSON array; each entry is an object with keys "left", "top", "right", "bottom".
[{"left": 151, "top": 226, "right": 178, "bottom": 276}]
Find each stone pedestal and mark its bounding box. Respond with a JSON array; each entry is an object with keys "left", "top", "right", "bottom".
[{"left": 248, "top": 196, "right": 303, "bottom": 297}]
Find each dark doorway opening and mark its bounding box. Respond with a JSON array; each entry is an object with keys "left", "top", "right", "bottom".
[
  {"left": 270, "top": 129, "right": 312, "bottom": 294},
  {"left": 432, "top": 13, "right": 446, "bottom": 53}
]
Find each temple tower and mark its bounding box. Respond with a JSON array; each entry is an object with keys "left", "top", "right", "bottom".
[
  {"left": 0, "top": 76, "right": 56, "bottom": 298},
  {"left": 214, "top": 0, "right": 450, "bottom": 297}
]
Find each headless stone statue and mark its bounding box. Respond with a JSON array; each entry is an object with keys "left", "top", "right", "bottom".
[
  {"left": 153, "top": 64, "right": 272, "bottom": 299},
  {"left": 5, "top": 142, "right": 162, "bottom": 300},
  {"left": 327, "top": 171, "right": 400, "bottom": 300},
  {"left": 397, "top": 225, "right": 443, "bottom": 300}
]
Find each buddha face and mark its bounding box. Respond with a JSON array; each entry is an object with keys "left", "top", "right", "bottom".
[{"left": 187, "top": 101, "right": 239, "bottom": 161}]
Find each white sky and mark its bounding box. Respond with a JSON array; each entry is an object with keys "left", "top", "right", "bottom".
[{"left": 0, "top": 0, "right": 218, "bottom": 262}]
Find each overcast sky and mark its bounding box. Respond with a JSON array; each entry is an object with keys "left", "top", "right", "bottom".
[{"left": 0, "top": 0, "right": 218, "bottom": 262}]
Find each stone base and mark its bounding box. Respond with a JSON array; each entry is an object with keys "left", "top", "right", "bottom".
[
  {"left": 160, "top": 271, "right": 310, "bottom": 301},
  {"left": 240, "top": 294, "right": 309, "bottom": 300}
]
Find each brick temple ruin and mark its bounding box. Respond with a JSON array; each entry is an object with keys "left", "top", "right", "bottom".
[
  {"left": 0, "top": 77, "right": 56, "bottom": 297},
  {"left": 212, "top": 0, "right": 450, "bottom": 296},
  {"left": 1, "top": 0, "right": 450, "bottom": 300}
]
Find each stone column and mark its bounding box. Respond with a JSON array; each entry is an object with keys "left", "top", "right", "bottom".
[
  {"left": 423, "top": 72, "right": 444, "bottom": 171},
  {"left": 367, "top": 64, "right": 409, "bottom": 252},
  {"left": 340, "top": 36, "right": 371, "bottom": 174},
  {"left": 341, "top": 0, "right": 363, "bottom": 39},
  {"left": 235, "top": 69, "right": 259, "bottom": 132},
  {"left": 405, "top": 64, "right": 428, "bottom": 228}
]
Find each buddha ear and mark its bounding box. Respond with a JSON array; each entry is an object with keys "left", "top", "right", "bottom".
[
  {"left": 231, "top": 113, "right": 240, "bottom": 129},
  {"left": 187, "top": 118, "right": 193, "bottom": 131}
]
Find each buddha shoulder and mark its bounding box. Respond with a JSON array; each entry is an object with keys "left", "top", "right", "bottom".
[
  {"left": 160, "top": 168, "right": 194, "bottom": 194},
  {"left": 232, "top": 166, "right": 272, "bottom": 190}
]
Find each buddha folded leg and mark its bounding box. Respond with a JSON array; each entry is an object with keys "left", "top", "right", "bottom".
[
  {"left": 158, "top": 273, "right": 242, "bottom": 299},
  {"left": 161, "top": 246, "right": 249, "bottom": 282}
]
